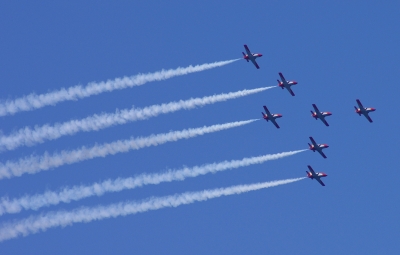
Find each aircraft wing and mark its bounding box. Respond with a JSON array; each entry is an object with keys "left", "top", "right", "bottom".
[
  {"left": 312, "top": 104, "right": 320, "bottom": 113},
  {"left": 286, "top": 87, "right": 295, "bottom": 96},
  {"left": 307, "top": 165, "right": 316, "bottom": 175},
  {"left": 263, "top": 106, "right": 271, "bottom": 116},
  {"left": 278, "top": 72, "right": 286, "bottom": 82},
  {"left": 243, "top": 45, "right": 252, "bottom": 55},
  {"left": 356, "top": 99, "right": 364, "bottom": 109},
  {"left": 316, "top": 178, "right": 326, "bottom": 186},
  {"left": 270, "top": 119, "right": 280, "bottom": 129},
  {"left": 250, "top": 59, "right": 260, "bottom": 69},
  {"left": 317, "top": 150, "right": 327, "bottom": 159},
  {"left": 309, "top": 137, "right": 317, "bottom": 146},
  {"left": 321, "top": 118, "right": 330, "bottom": 127},
  {"left": 364, "top": 113, "right": 373, "bottom": 123}
]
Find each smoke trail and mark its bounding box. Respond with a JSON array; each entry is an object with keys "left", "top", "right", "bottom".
[
  {"left": 0, "top": 59, "right": 239, "bottom": 117},
  {"left": 0, "top": 149, "right": 306, "bottom": 215},
  {"left": 0, "top": 119, "right": 258, "bottom": 180},
  {"left": 0, "top": 177, "right": 305, "bottom": 241},
  {"left": 0, "top": 86, "right": 273, "bottom": 152}
]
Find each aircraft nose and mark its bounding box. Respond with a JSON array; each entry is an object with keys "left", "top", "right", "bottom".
[{"left": 259, "top": 54, "right": 263, "bottom": 57}]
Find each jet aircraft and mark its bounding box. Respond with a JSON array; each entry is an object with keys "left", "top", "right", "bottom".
[
  {"left": 242, "top": 45, "right": 262, "bottom": 69},
  {"left": 308, "top": 137, "right": 329, "bottom": 158},
  {"left": 354, "top": 99, "right": 376, "bottom": 123},
  {"left": 306, "top": 165, "right": 328, "bottom": 186},
  {"left": 311, "top": 104, "right": 332, "bottom": 126},
  {"left": 262, "top": 106, "right": 282, "bottom": 129},
  {"left": 277, "top": 72, "right": 298, "bottom": 96}
]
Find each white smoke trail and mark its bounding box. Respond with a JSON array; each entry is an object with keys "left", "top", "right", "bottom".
[
  {"left": 0, "top": 177, "right": 305, "bottom": 241},
  {"left": 0, "top": 86, "right": 273, "bottom": 152},
  {"left": 0, "top": 59, "right": 239, "bottom": 117},
  {"left": 0, "top": 149, "right": 306, "bottom": 215},
  {"left": 0, "top": 119, "right": 258, "bottom": 180}
]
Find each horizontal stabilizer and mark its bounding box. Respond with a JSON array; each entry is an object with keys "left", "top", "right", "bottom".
[
  {"left": 354, "top": 106, "right": 361, "bottom": 115},
  {"left": 242, "top": 52, "right": 249, "bottom": 62},
  {"left": 261, "top": 112, "right": 268, "bottom": 121}
]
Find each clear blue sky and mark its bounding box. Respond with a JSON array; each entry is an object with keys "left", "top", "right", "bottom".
[{"left": 0, "top": 1, "right": 399, "bottom": 254}]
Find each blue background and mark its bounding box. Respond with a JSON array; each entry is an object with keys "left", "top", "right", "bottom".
[{"left": 0, "top": 1, "right": 399, "bottom": 254}]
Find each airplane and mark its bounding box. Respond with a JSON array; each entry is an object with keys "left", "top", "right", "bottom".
[
  {"left": 277, "top": 72, "right": 298, "bottom": 96},
  {"left": 306, "top": 165, "right": 328, "bottom": 186},
  {"left": 308, "top": 137, "right": 329, "bottom": 158},
  {"left": 354, "top": 99, "right": 376, "bottom": 123},
  {"left": 311, "top": 104, "right": 332, "bottom": 126},
  {"left": 262, "top": 106, "right": 282, "bottom": 129},
  {"left": 242, "top": 44, "right": 262, "bottom": 69}
]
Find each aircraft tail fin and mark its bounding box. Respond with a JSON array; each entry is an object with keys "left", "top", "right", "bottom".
[
  {"left": 261, "top": 112, "right": 268, "bottom": 121},
  {"left": 354, "top": 106, "right": 361, "bottom": 115},
  {"left": 308, "top": 143, "right": 313, "bottom": 149},
  {"left": 306, "top": 171, "right": 312, "bottom": 178},
  {"left": 311, "top": 111, "right": 317, "bottom": 119},
  {"left": 277, "top": 80, "right": 283, "bottom": 88},
  {"left": 242, "top": 52, "right": 249, "bottom": 62}
]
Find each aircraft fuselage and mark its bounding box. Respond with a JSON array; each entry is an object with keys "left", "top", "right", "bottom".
[
  {"left": 243, "top": 53, "right": 262, "bottom": 61},
  {"left": 309, "top": 144, "right": 329, "bottom": 152},
  {"left": 312, "top": 111, "right": 332, "bottom": 120},
  {"left": 307, "top": 172, "right": 327, "bottom": 180},
  {"left": 278, "top": 80, "right": 297, "bottom": 89},
  {"left": 356, "top": 107, "right": 376, "bottom": 115},
  {"left": 263, "top": 114, "right": 282, "bottom": 121}
]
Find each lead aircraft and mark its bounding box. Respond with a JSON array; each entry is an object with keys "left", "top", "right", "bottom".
[
  {"left": 308, "top": 137, "right": 329, "bottom": 158},
  {"left": 306, "top": 165, "right": 328, "bottom": 186},
  {"left": 311, "top": 104, "right": 332, "bottom": 126},
  {"left": 277, "top": 72, "right": 298, "bottom": 96},
  {"left": 354, "top": 99, "right": 376, "bottom": 123},
  {"left": 262, "top": 106, "right": 282, "bottom": 129},
  {"left": 242, "top": 45, "right": 262, "bottom": 69}
]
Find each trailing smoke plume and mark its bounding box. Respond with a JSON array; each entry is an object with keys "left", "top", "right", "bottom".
[
  {"left": 0, "top": 59, "right": 239, "bottom": 116},
  {"left": 0, "top": 86, "right": 273, "bottom": 152},
  {"left": 0, "top": 177, "right": 305, "bottom": 242},
  {"left": 0, "top": 119, "right": 258, "bottom": 180},
  {"left": 0, "top": 149, "right": 306, "bottom": 215}
]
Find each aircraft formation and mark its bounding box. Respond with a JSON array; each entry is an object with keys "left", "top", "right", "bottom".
[
  {"left": 243, "top": 44, "right": 376, "bottom": 186},
  {"left": 0, "top": 45, "right": 378, "bottom": 241}
]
